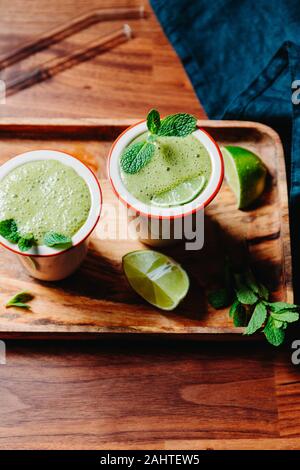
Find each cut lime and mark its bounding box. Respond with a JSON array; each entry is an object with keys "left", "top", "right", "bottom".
[
  {"left": 122, "top": 250, "right": 189, "bottom": 311},
  {"left": 221, "top": 145, "right": 267, "bottom": 209},
  {"left": 151, "top": 175, "right": 206, "bottom": 207}
]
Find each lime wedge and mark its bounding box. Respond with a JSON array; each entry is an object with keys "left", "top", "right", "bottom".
[
  {"left": 151, "top": 175, "right": 206, "bottom": 207},
  {"left": 221, "top": 146, "right": 267, "bottom": 209},
  {"left": 122, "top": 250, "right": 189, "bottom": 311}
]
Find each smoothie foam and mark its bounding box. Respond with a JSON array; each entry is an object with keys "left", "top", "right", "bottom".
[{"left": 120, "top": 132, "right": 211, "bottom": 204}]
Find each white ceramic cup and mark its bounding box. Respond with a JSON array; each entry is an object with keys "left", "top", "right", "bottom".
[
  {"left": 0, "top": 150, "right": 102, "bottom": 281},
  {"left": 108, "top": 121, "right": 224, "bottom": 246}
]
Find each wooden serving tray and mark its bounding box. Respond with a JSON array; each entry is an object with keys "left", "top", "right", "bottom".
[{"left": 0, "top": 118, "right": 292, "bottom": 339}]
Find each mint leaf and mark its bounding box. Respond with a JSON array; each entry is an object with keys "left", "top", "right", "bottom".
[
  {"left": 244, "top": 302, "right": 267, "bottom": 335},
  {"left": 233, "top": 302, "right": 247, "bottom": 326},
  {"left": 271, "top": 311, "right": 299, "bottom": 323},
  {"left": 147, "top": 109, "right": 161, "bottom": 135},
  {"left": 0, "top": 219, "right": 20, "bottom": 243},
  {"left": 6, "top": 291, "right": 34, "bottom": 309},
  {"left": 208, "top": 288, "right": 231, "bottom": 309},
  {"left": 263, "top": 318, "right": 285, "bottom": 346},
  {"left": 268, "top": 301, "right": 299, "bottom": 312},
  {"left": 120, "top": 141, "right": 155, "bottom": 174},
  {"left": 44, "top": 232, "right": 72, "bottom": 249},
  {"left": 18, "top": 234, "right": 35, "bottom": 252},
  {"left": 158, "top": 113, "right": 197, "bottom": 137},
  {"left": 229, "top": 299, "right": 248, "bottom": 326},
  {"left": 234, "top": 274, "right": 258, "bottom": 305}
]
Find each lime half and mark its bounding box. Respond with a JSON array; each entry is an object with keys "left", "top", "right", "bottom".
[
  {"left": 123, "top": 250, "right": 189, "bottom": 311},
  {"left": 221, "top": 145, "right": 267, "bottom": 209},
  {"left": 151, "top": 175, "right": 206, "bottom": 207}
]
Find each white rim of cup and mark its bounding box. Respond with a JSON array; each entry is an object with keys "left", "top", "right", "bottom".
[
  {"left": 108, "top": 121, "right": 224, "bottom": 219},
  {"left": 0, "top": 150, "right": 102, "bottom": 257}
]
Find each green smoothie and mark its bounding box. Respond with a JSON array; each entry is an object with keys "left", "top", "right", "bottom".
[
  {"left": 0, "top": 160, "right": 91, "bottom": 244},
  {"left": 120, "top": 132, "right": 211, "bottom": 205}
]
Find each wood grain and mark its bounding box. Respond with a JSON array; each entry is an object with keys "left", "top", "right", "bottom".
[{"left": 0, "top": 118, "right": 291, "bottom": 339}]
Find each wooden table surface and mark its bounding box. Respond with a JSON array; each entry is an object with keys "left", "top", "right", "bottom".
[{"left": 0, "top": 0, "right": 299, "bottom": 450}]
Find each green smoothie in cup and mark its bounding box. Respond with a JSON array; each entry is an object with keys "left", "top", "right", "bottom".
[
  {"left": 0, "top": 159, "right": 91, "bottom": 246},
  {"left": 119, "top": 110, "right": 211, "bottom": 207}
]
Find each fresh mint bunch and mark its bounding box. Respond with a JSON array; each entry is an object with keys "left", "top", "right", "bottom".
[
  {"left": 208, "top": 262, "right": 299, "bottom": 346},
  {"left": 0, "top": 218, "right": 35, "bottom": 252},
  {"left": 245, "top": 302, "right": 267, "bottom": 334},
  {"left": 120, "top": 109, "right": 197, "bottom": 174}
]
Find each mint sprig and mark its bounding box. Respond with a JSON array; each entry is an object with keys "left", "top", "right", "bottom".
[
  {"left": 44, "top": 232, "right": 72, "bottom": 249},
  {"left": 208, "top": 262, "right": 299, "bottom": 346},
  {"left": 6, "top": 291, "right": 34, "bottom": 309},
  {"left": 120, "top": 109, "right": 197, "bottom": 174}
]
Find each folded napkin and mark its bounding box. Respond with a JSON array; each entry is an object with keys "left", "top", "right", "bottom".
[{"left": 151, "top": 0, "right": 300, "bottom": 298}]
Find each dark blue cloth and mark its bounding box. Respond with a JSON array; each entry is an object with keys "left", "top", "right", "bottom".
[{"left": 151, "top": 0, "right": 300, "bottom": 297}]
